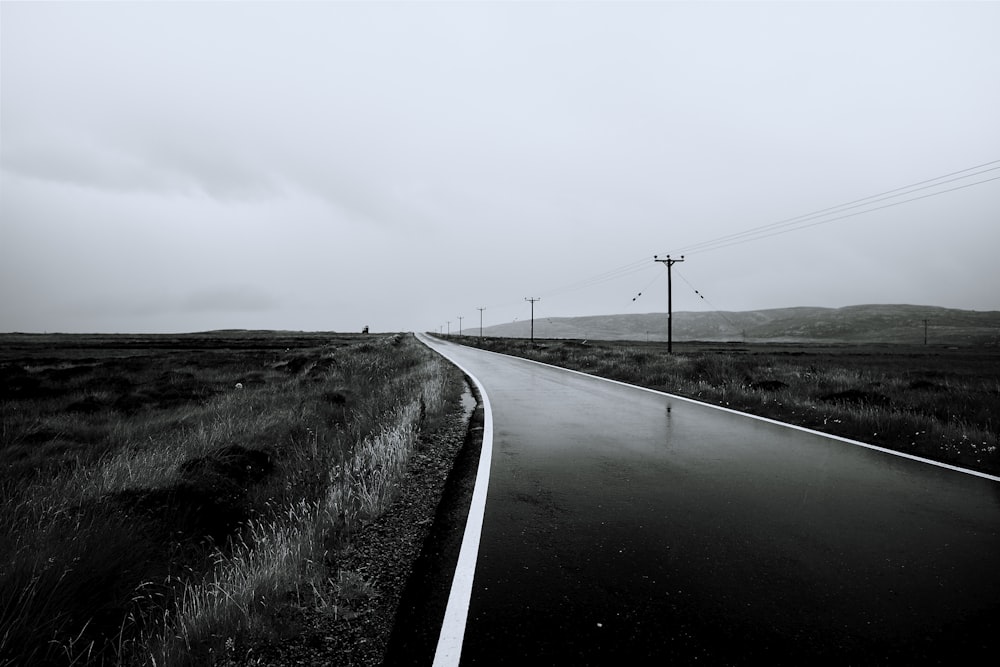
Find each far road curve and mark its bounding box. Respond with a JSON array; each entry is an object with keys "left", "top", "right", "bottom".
[{"left": 417, "top": 334, "right": 1000, "bottom": 665}]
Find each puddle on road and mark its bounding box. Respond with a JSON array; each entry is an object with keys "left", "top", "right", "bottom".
[{"left": 460, "top": 382, "right": 477, "bottom": 420}]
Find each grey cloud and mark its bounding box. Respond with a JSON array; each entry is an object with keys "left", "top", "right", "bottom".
[{"left": 2, "top": 127, "right": 282, "bottom": 202}]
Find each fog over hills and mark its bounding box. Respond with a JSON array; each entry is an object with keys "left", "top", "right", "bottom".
[{"left": 474, "top": 305, "right": 1000, "bottom": 346}]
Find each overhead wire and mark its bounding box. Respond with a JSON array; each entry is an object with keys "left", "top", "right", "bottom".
[
  {"left": 662, "top": 160, "right": 1000, "bottom": 256},
  {"left": 629, "top": 270, "right": 665, "bottom": 307},
  {"left": 669, "top": 160, "right": 1000, "bottom": 254},
  {"left": 674, "top": 267, "right": 741, "bottom": 331},
  {"left": 536, "top": 255, "right": 655, "bottom": 299},
  {"left": 669, "top": 173, "right": 1000, "bottom": 256},
  {"left": 475, "top": 158, "right": 999, "bottom": 319}
]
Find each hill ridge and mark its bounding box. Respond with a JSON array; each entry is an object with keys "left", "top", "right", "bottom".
[{"left": 476, "top": 304, "right": 1000, "bottom": 346}]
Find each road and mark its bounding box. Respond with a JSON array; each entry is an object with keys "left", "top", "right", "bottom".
[{"left": 416, "top": 334, "right": 1000, "bottom": 665}]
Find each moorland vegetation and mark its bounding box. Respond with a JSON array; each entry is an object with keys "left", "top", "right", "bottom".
[
  {"left": 448, "top": 336, "right": 1000, "bottom": 476},
  {"left": 0, "top": 331, "right": 461, "bottom": 666}
]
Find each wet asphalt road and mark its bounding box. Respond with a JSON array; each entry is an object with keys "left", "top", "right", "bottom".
[{"left": 418, "top": 335, "right": 1000, "bottom": 665}]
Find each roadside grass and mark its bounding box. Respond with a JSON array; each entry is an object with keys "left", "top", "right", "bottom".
[
  {"left": 448, "top": 336, "right": 1000, "bottom": 476},
  {"left": 0, "top": 331, "right": 459, "bottom": 666}
]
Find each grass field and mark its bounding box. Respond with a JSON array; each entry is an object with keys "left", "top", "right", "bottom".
[
  {"left": 446, "top": 335, "right": 1000, "bottom": 476},
  {"left": 0, "top": 331, "right": 461, "bottom": 666}
]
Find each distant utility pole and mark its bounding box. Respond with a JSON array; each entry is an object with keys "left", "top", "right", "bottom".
[
  {"left": 923, "top": 319, "right": 929, "bottom": 345},
  {"left": 525, "top": 297, "right": 541, "bottom": 341},
  {"left": 447, "top": 320, "right": 451, "bottom": 335},
  {"left": 477, "top": 307, "right": 486, "bottom": 339},
  {"left": 654, "top": 255, "right": 684, "bottom": 354},
  {"left": 457, "top": 316, "right": 464, "bottom": 336}
]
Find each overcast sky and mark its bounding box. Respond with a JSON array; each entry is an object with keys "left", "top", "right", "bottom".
[{"left": 2, "top": 1, "right": 998, "bottom": 334}]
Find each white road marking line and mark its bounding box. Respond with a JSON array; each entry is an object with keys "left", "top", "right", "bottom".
[{"left": 417, "top": 335, "right": 495, "bottom": 667}]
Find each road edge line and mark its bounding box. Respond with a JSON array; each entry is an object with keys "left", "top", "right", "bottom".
[
  {"left": 458, "top": 341, "right": 1000, "bottom": 484},
  {"left": 417, "top": 334, "right": 495, "bottom": 666}
]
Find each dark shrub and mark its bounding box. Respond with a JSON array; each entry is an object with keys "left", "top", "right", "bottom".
[
  {"left": 307, "top": 357, "right": 336, "bottom": 380},
  {"left": 277, "top": 356, "right": 311, "bottom": 374},
  {"left": 142, "top": 379, "right": 216, "bottom": 410},
  {"left": 321, "top": 390, "right": 354, "bottom": 426},
  {"left": 85, "top": 372, "right": 135, "bottom": 395},
  {"left": 323, "top": 389, "right": 351, "bottom": 406},
  {"left": 47, "top": 365, "right": 95, "bottom": 382},
  {"left": 179, "top": 445, "right": 275, "bottom": 486},
  {"left": 66, "top": 394, "right": 109, "bottom": 414},
  {"left": 113, "top": 392, "right": 147, "bottom": 414},
  {"left": 819, "top": 389, "right": 891, "bottom": 408},
  {"left": 908, "top": 379, "right": 946, "bottom": 392},
  {"left": 749, "top": 379, "right": 788, "bottom": 391},
  {"left": 105, "top": 481, "right": 246, "bottom": 546},
  {"left": 0, "top": 366, "right": 46, "bottom": 400}
]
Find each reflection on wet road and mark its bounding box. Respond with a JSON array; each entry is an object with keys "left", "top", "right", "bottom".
[{"left": 419, "top": 335, "right": 1000, "bottom": 665}]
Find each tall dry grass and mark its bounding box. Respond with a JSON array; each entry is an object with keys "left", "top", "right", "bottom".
[{"left": 1, "top": 332, "right": 457, "bottom": 666}]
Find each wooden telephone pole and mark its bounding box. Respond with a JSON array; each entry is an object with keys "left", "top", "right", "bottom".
[
  {"left": 525, "top": 297, "right": 540, "bottom": 341},
  {"left": 654, "top": 255, "right": 684, "bottom": 353}
]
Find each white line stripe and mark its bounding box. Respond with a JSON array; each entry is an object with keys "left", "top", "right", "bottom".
[{"left": 416, "top": 334, "right": 495, "bottom": 667}]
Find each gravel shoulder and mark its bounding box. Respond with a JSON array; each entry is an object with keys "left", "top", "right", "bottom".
[{"left": 236, "top": 376, "right": 482, "bottom": 666}]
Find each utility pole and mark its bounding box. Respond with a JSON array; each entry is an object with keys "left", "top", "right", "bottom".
[
  {"left": 525, "top": 297, "right": 540, "bottom": 342},
  {"left": 477, "top": 307, "right": 486, "bottom": 339},
  {"left": 457, "top": 316, "right": 463, "bottom": 336},
  {"left": 923, "top": 319, "right": 929, "bottom": 345},
  {"left": 654, "top": 255, "right": 684, "bottom": 354},
  {"left": 447, "top": 320, "right": 450, "bottom": 335}
]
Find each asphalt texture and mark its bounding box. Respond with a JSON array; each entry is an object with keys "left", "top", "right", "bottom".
[{"left": 417, "top": 335, "right": 1000, "bottom": 665}]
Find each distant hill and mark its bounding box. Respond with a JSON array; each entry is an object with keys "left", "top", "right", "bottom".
[{"left": 475, "top": 305, "right": 1000, "bottom": 346}]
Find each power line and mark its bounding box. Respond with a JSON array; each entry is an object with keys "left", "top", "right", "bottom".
[
  {"left": 558, "top": 159, "right": 1000, "bottom": 310},
  {"left": 538, "top": 256, "right": 654, "bottom": 298},
  {"left": 674, "top": 268, "right": 741, "bottom": 334},
  {"left": 471, "top": 257, "right": 653, "bottom": 316},
  {"left": 673, "top": 174, "right": 1000, "bottom": 256},
  {"left": 663, "top": 161, "right": 1000, "bottom": 256},
  {"left": 470, "top": 158, "right": 999, "bottom": 321},
  {"left": 630, "top": 270, "right": 665, "bottom": 305},
  {"left": 671, "top": 161, "right": 1000, "bottom": 254}
]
